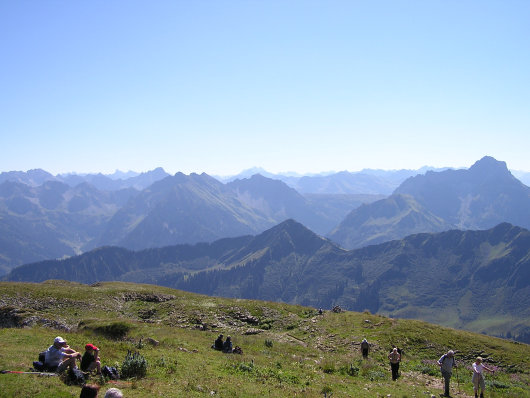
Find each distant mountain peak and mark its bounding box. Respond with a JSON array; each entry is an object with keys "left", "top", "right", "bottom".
[
  {"left": 469, "top": 156, "right": 509, "bottom": 175},
  {"left": 251, "top": 219, "right": 333, "bottom": 256}
]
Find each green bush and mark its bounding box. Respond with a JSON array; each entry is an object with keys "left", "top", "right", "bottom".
[
  {"left": 340, "top": 363, "right": 359, "bottom": 376},
  {"left": 366, "top": 369, "right": 386, "bottom": 381},
  {"left": 235, "top": 361, "right": 254, "bottom": 373},
  {"left": 264, "top": 339, "right": 273, "bottom": 348},
  {"left": 120, "top": 350, "right": 148, "bottom": 379},
  {"left": 321, "top": 360, "right": 336, "bottom": 374},
  {"left": 416, "top": 364, "right": 439, "bottom": 376}
]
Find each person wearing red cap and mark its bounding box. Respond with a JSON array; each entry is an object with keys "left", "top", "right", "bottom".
[{"left": 81, "top": 343, "right": 101, "bottom": 375}]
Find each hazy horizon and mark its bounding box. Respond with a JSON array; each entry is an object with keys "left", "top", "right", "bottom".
[
  {"left": 2, "top": 1, "right": 529, "bottom": 175},
  {"left": 3, "top": 157, "right": 530, "bottom": 179}
]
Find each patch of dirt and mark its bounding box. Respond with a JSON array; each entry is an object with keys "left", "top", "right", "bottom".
[
  {"left": 119, "top": 292, "right": 176, "bottom": 303},
  {"left": 402, "top": 370, "right": 473, "bottom": 398}
]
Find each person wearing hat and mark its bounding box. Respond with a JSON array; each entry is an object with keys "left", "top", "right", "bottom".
[
  {"left": 44, "top": 336, "right": 81, "bottom": 373},
  {"left": 81, "top": 343, "right": 101, "bottom": 375},
  {"left": 472, "top": 356, "right": 494, "bottom": 398},
  {"left": 438, "top": 350, "right": 457, "bottom": 397}
]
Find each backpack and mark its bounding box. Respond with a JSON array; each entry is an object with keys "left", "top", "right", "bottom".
[
  {"left": 33, "top": 351, "right": 47, "bottom": 371},
  {"left": 441, "top": 355, "right": 454, "bottom": 367},
  {"left": 66, "top": 367, "right": 86, "bottom": 385},
  {"left": 33, "top": 361, "right": 45, "bottom": 371},
  {"left": 102, "top": 365, "right": 119, "bottom": 380}
]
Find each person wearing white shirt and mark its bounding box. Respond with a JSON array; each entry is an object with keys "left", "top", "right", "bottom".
[
  {"left": 472, "top": 356, "right": 494, "bottom": 398},
  {"left": 44, "top": 336, "right": 81, "bottom": 373}
]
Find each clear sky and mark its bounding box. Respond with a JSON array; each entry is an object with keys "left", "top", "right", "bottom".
[{"left": 1, "top": 0, "right": 529, "bottom": 176}]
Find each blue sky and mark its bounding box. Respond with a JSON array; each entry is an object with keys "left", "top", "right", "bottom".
[{"left": 1, "top": 0, "right": 529, "bottom": 176}]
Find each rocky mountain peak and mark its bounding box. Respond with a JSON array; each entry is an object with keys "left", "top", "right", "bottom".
[{"left": 469, "top": 156, "right": 511, "bottom": 178}]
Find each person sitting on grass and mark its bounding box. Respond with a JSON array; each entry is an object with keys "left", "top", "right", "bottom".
[
  {"left": 213, "top": 334, "right": 224, "bottom": 351},
  {"left": 222, "top": 335, "right": 233, "bottom": 353},
  {"left": 44, "top": 336, "right": 81, "bottom": 373},
  {"left": 81, "top": 343, "right": 101, "bottom": 375}
]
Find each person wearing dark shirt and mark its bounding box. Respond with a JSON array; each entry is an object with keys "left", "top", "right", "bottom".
[
  {"left": 222, "top": 336, "right": 233, "bottom": 353},
  {"left": 213, "top": 334, "right": 224, "bottom": 350},
  {"left": 81, "top": 343, "right": 101, "bottom": 375}
]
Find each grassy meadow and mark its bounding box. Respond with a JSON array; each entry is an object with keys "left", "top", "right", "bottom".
[{"left": 0, "top": 281, "right": 529, "bottom": 397}]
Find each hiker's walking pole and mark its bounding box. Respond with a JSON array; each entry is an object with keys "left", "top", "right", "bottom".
[{"left": 1, "top": 370, "right": 57, "bottom": 376}]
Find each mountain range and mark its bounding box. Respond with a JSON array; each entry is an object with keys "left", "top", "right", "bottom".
[
  {"left": 5, "top": 219, "right": 529, "bottom": 343},
  {"left": 0, "top": 167, "right": 170, "bottom": 191},
  {"left": 1, "top": 156, "right": 529, "bottom": 276},
  {"left": 0, "top": 171, "right": 378, "bottom": 273},
  {"left": 329, "top": 156, "right": 530, "bottom": 249},
  {"left": 0, "top": 180, "right": 137, "bottom": 274}
]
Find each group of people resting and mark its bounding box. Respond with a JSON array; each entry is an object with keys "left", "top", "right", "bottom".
[
  {"left": 212, "top": 334, "right": 233, "bottom": 353},
  {"left": 44, "top": 336, "right": 101, "bottom": 375},
  {"left": 43, "top": 336, "right": 123, "bottom": 397}
]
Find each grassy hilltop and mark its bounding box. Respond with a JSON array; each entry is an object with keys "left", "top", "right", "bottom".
[{"left": 0, "top": 281, "right": 529, "bottom": 397}]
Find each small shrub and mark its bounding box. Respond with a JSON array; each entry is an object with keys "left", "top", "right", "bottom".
[
  {"left": 259, "top": 318, "right": 274, "bottom": 330},
  {"left": 120, "top": 350, "right": 148, "bottom": 379},
  {"left": 487, "top": 380, "right": 510, "bottom": 389},
  {"left": 154, "top": 357, "right": 177, "bottom": 374},
  {"left": 321, "top": 360, "right": 336, "bottom": 374},
  {"left": 416, "top": 359, "right": 440, "bottom": 376},
  {"left": 236, "top": 361, "right": 254, "bottom": 373},
  {"left": 264, "top": 339, "right": 273, "bottom": 348},
  {"left": 340, "top": 363, "right": 359, "bottom": 376},
  {"left": 366, "top": 369, "right": 386, "bottom": 381}
]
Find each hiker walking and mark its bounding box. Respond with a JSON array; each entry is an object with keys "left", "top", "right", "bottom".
[
  {"left": 360, "top": 338, "right": 370, "bottom": 358},
  {"left": 438, "top": 350, "right": 457, "bottom": 397},
  {"left": 472, "top": 356, "right": 494, "bottom": 398},
  {"left": 388, "top": 347, "right": 401, "bottom": 380}
]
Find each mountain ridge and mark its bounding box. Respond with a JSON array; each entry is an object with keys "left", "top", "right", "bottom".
[{"left": 5, "top": 219, "right": 529, "bottom": 342}]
